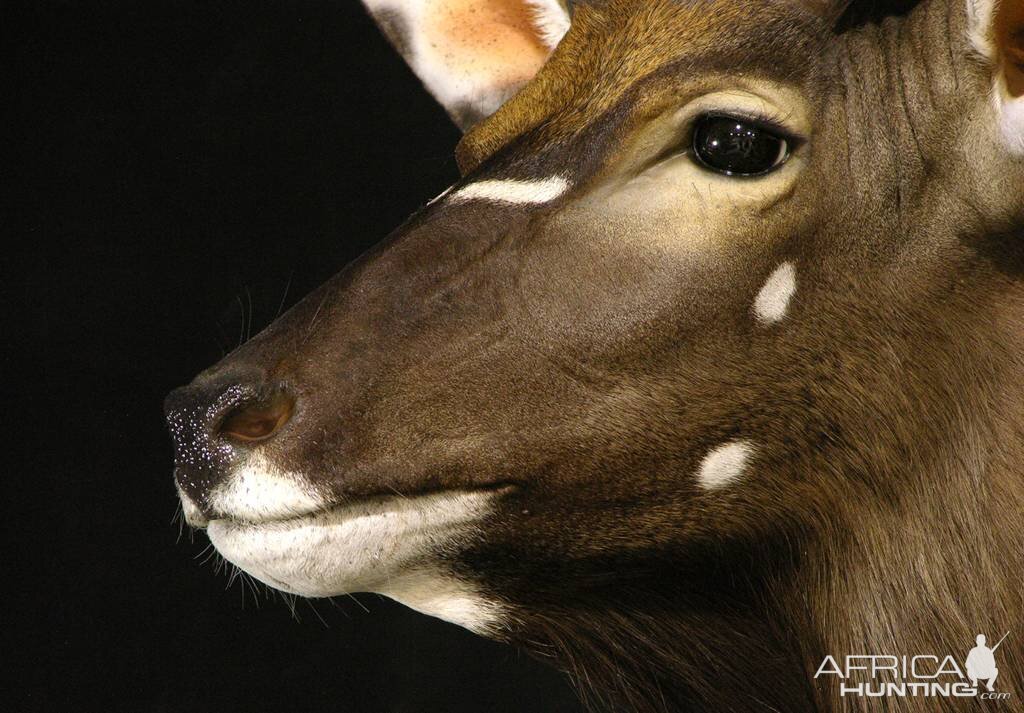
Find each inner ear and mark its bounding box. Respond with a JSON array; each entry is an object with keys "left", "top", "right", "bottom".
[
  {"left": 423, "top": 0, "right": 554, "bottom": 112},
  {"left": 996, "top": 0, "right": 1024, "bottom": 96},
  {"left": 362, "top": 0, "right": 569, "bottom": 131}
]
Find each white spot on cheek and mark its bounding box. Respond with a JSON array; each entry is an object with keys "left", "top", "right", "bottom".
[
  {"left": 449, "top": 176, "right": 570, "bottom": 205},
  {"left": 697, "top": 440, "right": 754, "bottom": 490},
  {"left": 753, "top": 261, "right": 797, "bottom": 325}
]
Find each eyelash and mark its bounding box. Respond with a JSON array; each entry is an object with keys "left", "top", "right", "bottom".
[{"left": 686, "top": 110, "right": 803, "bottom": 149}]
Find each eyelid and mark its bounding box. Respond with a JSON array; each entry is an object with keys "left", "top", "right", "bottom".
[{"left": 694, "top": 111, "right": 805, "bottom": 147}]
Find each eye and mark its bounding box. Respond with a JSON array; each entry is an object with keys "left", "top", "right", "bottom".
[{"left": 691, "top": 115, "right": 790, "bottom": 177}]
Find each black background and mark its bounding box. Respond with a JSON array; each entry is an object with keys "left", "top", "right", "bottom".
[{"left": 9, "top": 1, "right": 581, "bottom": 710}]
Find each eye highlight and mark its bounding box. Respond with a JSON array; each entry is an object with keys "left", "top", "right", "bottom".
[{"left": 691, "top": 115, "right": 791, "bottom": 177}]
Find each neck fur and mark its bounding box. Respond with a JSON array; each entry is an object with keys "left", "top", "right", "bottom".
[{"left": 513, "top": 277, "right": 1024, "bottom": 712}]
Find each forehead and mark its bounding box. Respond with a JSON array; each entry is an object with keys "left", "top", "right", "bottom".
[
  {"left": 566, "top": 0, "right": 826, "bottom": 76},
  {"left": 460, "top": 0, "right": 829, "bottom": 167}
]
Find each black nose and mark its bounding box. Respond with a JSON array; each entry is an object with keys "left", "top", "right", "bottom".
[{"left": 164, "top": 368, "right": 295, "bottom": 512}]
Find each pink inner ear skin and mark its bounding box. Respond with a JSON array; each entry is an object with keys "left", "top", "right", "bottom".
[
  {"left": 424, "top": 0, "right": 551, "bottom": 84},
  {"left": 997, "top": 0, "right": 1024, "bottom": 96}
]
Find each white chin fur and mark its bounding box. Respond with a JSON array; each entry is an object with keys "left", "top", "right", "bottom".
[
  {"left": 207, "top": 453, "right": 326, "bottom": 523},
  {"left": 378, "top": 569, "right": 505, "bottom": 636},
  {"left": 206, "top": 488, "right": 505, "bottom": 634}
]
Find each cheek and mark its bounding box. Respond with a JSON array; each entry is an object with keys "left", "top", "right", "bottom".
[
  {"left": 512, "top": 206, "right": 798, "bottom": 358},
  {"left": 600, "top": 147, "right": 803, "bottom": 221}
]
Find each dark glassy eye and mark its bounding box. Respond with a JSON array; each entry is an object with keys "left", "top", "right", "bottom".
[{"left": 692, "top": 115, "right": 790, "bottom": 177}]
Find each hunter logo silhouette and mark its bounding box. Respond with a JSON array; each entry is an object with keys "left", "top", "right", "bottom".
[{"left": 966, "top": 632, "right": 1008, "bottom": 692}]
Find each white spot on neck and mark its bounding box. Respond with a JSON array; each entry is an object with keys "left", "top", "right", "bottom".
[
  {"left": 697, "top": 440, "right": 754, "bottom": 490},
  {"left": 449, "top": 176, "right": 570, "bottom": 205},
  {"left": 753, "top": 261, "right": 797, "bottom": 325}
]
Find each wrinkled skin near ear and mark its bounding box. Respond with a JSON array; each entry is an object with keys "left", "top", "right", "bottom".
[
  {"left": 361, "top": 0, "right": 570, "bottom": 129},
  {"left": 969, "top": 0, "right": 1024, "bottom": 153},
  {"left": 797, "top": 0, "right": 854, "bottom": 23}
]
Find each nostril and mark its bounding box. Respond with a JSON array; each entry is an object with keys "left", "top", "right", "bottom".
[{"left": 217, "top": 391, "right": 294, "bottom": 443}]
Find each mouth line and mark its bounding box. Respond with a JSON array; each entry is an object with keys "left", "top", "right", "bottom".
[{"left": 207, "top": 482, "right": 516, "bottom": 529}]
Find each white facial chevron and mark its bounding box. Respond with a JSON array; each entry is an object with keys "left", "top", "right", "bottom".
[{"left": 449, "top": 176, "right": 571, "bottom": 205}]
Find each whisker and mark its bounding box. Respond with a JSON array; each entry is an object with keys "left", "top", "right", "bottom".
[
  {"left": 235, "top": 294, "right": 246, "bottom": 348},
  {"left": 198, "top": 546, "right": 219, "bottom": 567},
  {"left": 278, "top": 591, "right": 300, "bottom": 622},
  {"left": 305, "top": 598, "right": 331, "bottom": 628},
  {"left": 171, "top": 503, "right": 185, "bottom": 544},
  {"left": 276, "top": 271, "right": 294, "bottom": 319},
  {"left": 385, "top": 484, "right": 409, "bottom": 500},
  {"left": 346, "top": 593, "right": 370, "bottom": 614},
  {"left": 244, "top": 286, "right": 254, "bottom": 343},
  {"left": 213, "top": 553, "right": 229, "bottom": 576}
]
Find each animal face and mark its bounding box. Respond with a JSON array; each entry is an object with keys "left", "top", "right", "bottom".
[{"left": 166, "top": 0, "right": 1023, "bottom": 644}]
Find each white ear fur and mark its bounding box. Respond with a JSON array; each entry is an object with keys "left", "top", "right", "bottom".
[
  {"left": 966, "top": 0, "right": 999, "bottom": 60},
  {"left": 524, "top": 0, "right": 571, "bottom": 48},
  {"left": 966, "top": 0, "right": 1024, "bottom": 156},
  {"left": 996, "top": 77, "right": 1024, "bottom": 155},
  {"left": 362, "top": 0, "right": 570, "bottom": 130}
]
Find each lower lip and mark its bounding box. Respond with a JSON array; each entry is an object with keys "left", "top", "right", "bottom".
[
  {"left": 208, "top": 483, "right": 516, "bottom": 531},
  {"left": 203, "top": 486, "right": 513, "bottom": 597}
]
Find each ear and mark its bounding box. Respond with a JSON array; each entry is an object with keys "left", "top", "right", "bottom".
[
  {"left": 968, "top": 0, "right": 1024, "bottom": 154},
  {"left": 361, "top": 0, "right": 570, "bottom": 130}
]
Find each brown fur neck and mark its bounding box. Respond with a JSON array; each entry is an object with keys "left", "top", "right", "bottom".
[{"left": 502, "top": 252, "right": 1024, "bottom": 711}]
